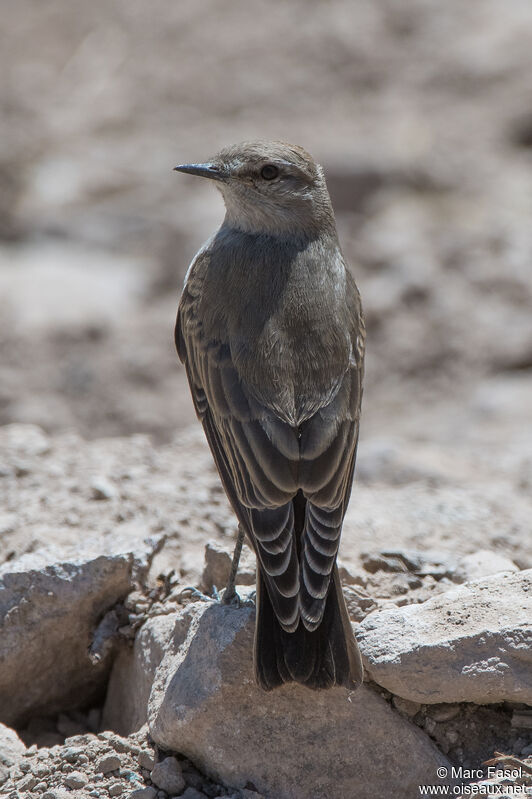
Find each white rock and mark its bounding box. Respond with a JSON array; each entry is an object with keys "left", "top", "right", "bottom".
[
  {"left": 102, "top": 614, "right": 182, "bottom": 735},
  {"left": 142, "top": 602, "right": 451, "bottom": 799},
  {"left": 452, "top": 550, "right": 518, "bottom": 583},
  {"left": 357, "top": 570, "right": 532, "bottom": 704},
  {"left": 0, "top": 534, "right": 160, "bottom": 727},
  {"left": 0, "top": 722, "right": 26, "bottom": 766}
]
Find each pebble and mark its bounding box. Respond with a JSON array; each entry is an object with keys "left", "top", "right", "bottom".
[
  {"left": 150, "top": 757, "right": 185, "bottom": 794},
  {"left": 108, "top": 783, "right": 124, "bottom": 796},
  {"left": 128, "top": 789, "right": 157, "bottom": 799},
  {"left": 64, "top": 771, "right": 88, "bottom": 788},
  {"left": 91, "top": 477, "right": 116, "bottom": 500},
  {"left": 96, "top": 754, "right": 122, "bottom": 774},
  {"left": 426, "top": 704, "right": 461, "bottom": 723},
  {"left": 521, "top": 743, "right": 532, "bottom": 756},
  {"left": 32, "top": 763, "right": 51, "bottom": 778},
  {"left": 18, "top": 774, "right": 37, "bottom": 790},
  {"left": 35, "top": 782, "right": 49, "bottom": 792},
  {"left": 138, "top": 750, "right": 155, "bottom": 771},
  {"left": 392, "top": 696, "right": 422, "bottom": 718},
  {"left": 180, "top": 788, "right": 208, "bottom": 799},
  {"left": 98, "top": 732, "right": 131, "bottom": 753}
]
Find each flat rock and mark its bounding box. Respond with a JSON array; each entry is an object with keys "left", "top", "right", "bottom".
[
  {"left": 144, "top": 602, "right": 451, "bottom": 799},
  {"left": 452, "top": 550, "right": 518, "bottom": 583},
  {"left": 0, "top": 534, "right": 161, "bottom": 726},
  {"left": 357, "top": 570, "right": 532, "bottom": 704},
  {"left": 201, "top": 540, "right": 255, "bottom": 593},
  {"left": 0, "top": 722, "right": 26, "bottom": 766}
]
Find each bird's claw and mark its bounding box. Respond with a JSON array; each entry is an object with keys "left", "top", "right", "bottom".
[
  {"left": 178, "top": 586, "right": 214, "bottom": 603},
  {"left": 221, "top": 587, "right": 256, "bottom": 607}
]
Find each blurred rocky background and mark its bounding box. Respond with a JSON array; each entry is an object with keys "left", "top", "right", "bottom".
[
  {"left": 2, "top": 3, "right": 532, "bottom": 798},
  {"left": 1, "top": 0, "right": 531, "bottom": 442}
]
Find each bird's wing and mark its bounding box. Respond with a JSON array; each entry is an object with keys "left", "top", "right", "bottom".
[
  {"left": 297, "top": 279, "right": 365, "bottom": 630},
  {"left": 176, "top": 256, "right": 302, "bottom": 630}
]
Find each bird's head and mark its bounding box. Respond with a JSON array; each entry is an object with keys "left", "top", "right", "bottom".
[{"left": 174, "top": 140, "right": 335, "bottom": 237}]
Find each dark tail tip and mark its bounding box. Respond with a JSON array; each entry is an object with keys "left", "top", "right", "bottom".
[{"left": 254, "top": 567, "right": 363, "bottom": 691}]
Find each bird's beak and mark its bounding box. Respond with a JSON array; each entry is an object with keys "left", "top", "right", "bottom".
[{"left": 173, "top": 163, "right": 225, "bottom": 181}]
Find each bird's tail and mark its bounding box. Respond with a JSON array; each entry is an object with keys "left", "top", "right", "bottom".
[{"left": 254, "top": 564, "right": 364, "bottom": 691}]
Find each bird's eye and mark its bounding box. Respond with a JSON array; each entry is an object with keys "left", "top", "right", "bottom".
[{"left": 260, "top": 164, "right": 279, "bottom": 181}]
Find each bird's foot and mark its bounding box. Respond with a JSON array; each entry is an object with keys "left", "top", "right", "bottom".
[
  {"left": 177, "top": 586, "right": 214, "bottom": 603},
  {"left": 220, "top": 586, "right": 256, "bottom": 607}
]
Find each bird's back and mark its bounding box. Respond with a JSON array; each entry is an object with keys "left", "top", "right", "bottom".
[{"left": 185, "top": 225, "right": 363, "bottom": 427}]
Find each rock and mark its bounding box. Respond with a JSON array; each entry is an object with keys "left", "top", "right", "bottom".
[
  {"left": 180, "top": 789, "right": 208, "bottom": 799},
  {"left": 452, "top": 550, "right": 518, "bottom": 583},
  {"left": 109, "top": 783, "right": 125, "bottom": 796},
  {"left": 138, "top": 750, "right": 155, "bottom": 771},
  {"left": 360, "top": 549, "right": 457, "bottom": 579},
  {"left": 95, "top": 754, "right": 121, "bottom": 774},
  {"left": 426, "top": 704, "right": 461, "bottom": 723},
  {"left": 146, "top": 602, "right": 451, "bottom": 799},
  {"left": 0, "top": 534, "right": 160, "bottom": 727},
  {"left": 64, "top": 771, "right": 88, "bottom": 788},
  {"left": 128, "top": 789, "right": 157, "bottom": 799},
  {"left": 90, "top": 476, "right": 117, "bottom": 501},
  {"left": 337, "top": 560, "right": 367, "bottom": 587},
  {"left": 342, "top": 584, "right": 379, "bottom": 622},
  {"left": 392, "top": 697, "right": 422, "bottom": 718},
  {"left": 102, "top": 614, "right": 183, "bottom": 735},
  {"left": 0, "top": 722, "right": 26, "bottom": 767},
  {"left": 357, "top": 570, "right": 532, "bottom": 704},
  {"left": 150, "top": 757, "right": 185, "bottom": 794},
  {"left": 201, "top": 540, "right": 255, "bottom": 593}
]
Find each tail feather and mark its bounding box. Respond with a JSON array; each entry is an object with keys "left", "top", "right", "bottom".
[{"left": 254, "top": 564, "right": 363, "bottom": 691}]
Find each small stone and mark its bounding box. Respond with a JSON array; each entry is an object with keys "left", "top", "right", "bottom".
[
  {"left": 18, "top": 774, "right": 37, "bottom": 790},
  {"left": 180, "top": 789, "right": 208, "bottom": 799},
  {"left": 64, "top": 771, "right": 88, "bottom": 788},
  {"left": 392, "top": 696, "right": 422, "bottom": 718},
  {"left": 150, "top": 757, "right": 185, "bottom": 794},
  {"left": 32, "top": 763, "right": 51, "bottom": 778},
  {"left": 91, "top": 477, "right": 116, "bottom": 501},
  {"left": 453, "top": 550, "right": 518, "bottom": 584},
  {"left": 62, "top": 747, "right": 83, "bottom": 763},
  {"left": 342, "top": 585, "right": 379, "bottom": 622},
  {"left": 34, "top": 782, "right": 48, "bottom": 792},
  {"left": 98, "top": 731, "right": 131, "bottom": 753},
  {"left": 96, "top": 754, "right": 121, "bottom": 774},
  {"left": 108, "top": 783, "right": 124, "bottom": 797},
  {"left": 426, "top": 704, "right": 461, "bottom": 723},
  {"left": 128, "top": 789, "right": 157, "bottom": 799},
  {"left": 520, "top": 743, "right": 532, "bottom": 756},
  {"left": 446, "top": 730, "right": 459, "bottom": 744},
  {"left": 138, "top": 750, "right": 155, "bottom": 771}
]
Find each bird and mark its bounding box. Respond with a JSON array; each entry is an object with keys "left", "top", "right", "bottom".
[{"left": 174, "top": 140, "right": 365, "bottom": 691}]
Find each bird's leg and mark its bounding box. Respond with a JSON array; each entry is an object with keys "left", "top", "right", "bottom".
[{"left": 222, "top": 523, "right": 245, "bottom": 605}]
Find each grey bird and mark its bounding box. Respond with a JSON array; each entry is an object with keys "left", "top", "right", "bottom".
[{"left": 174, "top": 141, "right": 365, "bottom": 691}]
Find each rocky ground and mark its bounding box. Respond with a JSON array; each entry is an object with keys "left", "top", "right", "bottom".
[
  {"left": 1, "top": 416, "right": 532, "bottom": 798},
  {"left": 1, "top": 1, "right": 532, "bottom": 797}
]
